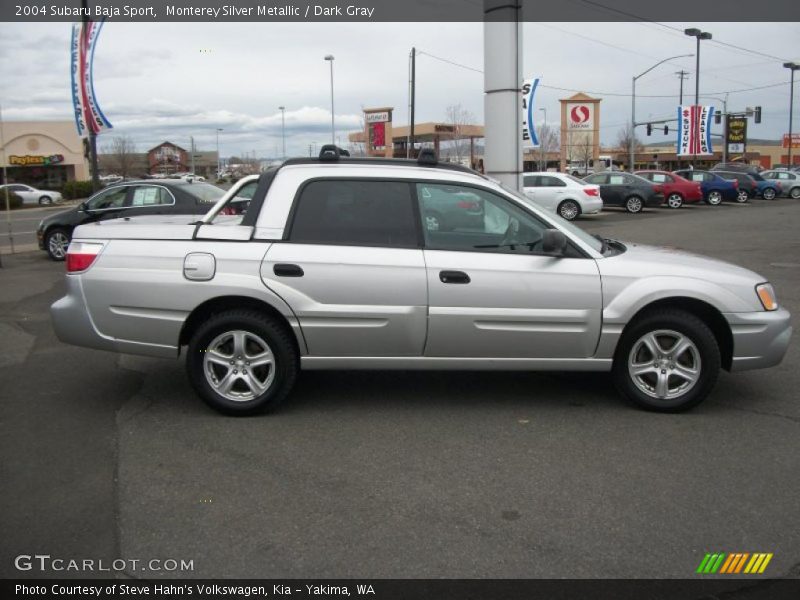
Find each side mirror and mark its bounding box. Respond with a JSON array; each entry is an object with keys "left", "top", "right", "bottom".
[
  {"left": 541, "top": 229, "right": 568, "bottom": 256},
  {"left": 78, "top": 201, "right": 89, "bottom": 212}
]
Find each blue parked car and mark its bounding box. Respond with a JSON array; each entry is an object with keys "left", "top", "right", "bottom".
[
  {"left": 673, "top": 170, "right": 746, "bottom": 205},
  {"left": 747, "top": 172, "right": 782, "bottom": 200}
]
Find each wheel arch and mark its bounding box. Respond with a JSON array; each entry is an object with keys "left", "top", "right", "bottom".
[
  {"left": 618, "top": 297, "right": 733, "bottom": 371},
  {"left": 178, "top": 295, "right": 305, "bottom": 356}
]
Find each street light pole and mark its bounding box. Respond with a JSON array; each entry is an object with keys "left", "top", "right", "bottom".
[
  {"left": 324, "top": 55, "right": 335, "bottom": 145},
  {"left": 630, "top": 53, "right": 694, "bottom": 173},
  {"left": 539, "top": 107, "right": 546, "bottom": 171},
  {"left": 784, "top": 62, "right": 799, "bottom": 167},
  {"left": 216, "top": 128, "right": 223, "bottom": 177},
  {"left": 278, "top": 106, "right": 286, "bottom": 159},
  {"left": 685, "top": 28, "right": 712, "bottom": 166}
]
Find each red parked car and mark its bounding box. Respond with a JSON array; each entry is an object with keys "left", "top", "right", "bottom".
[{"left": 635, "top": 170, "right": 704, "bottom": 209}]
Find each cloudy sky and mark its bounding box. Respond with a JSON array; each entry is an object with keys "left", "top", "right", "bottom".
[{"left": 0, "top": 21, "right": 798, "bottom": 158}]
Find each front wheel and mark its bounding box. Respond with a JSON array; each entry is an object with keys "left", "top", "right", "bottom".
[
  {"left": 666, "top": 193, "right": 683, "bottom": 209},
  {"left": 39, "top": 196, "right": 52, "bottom": 205},
  {"left": 736, "top": 190, "right": 750, "bottom": 203},
  {"left": 186, "top": 310, "right": 299, "bottom": 415},
  {"left": 557, "top": 199, "right": 581, "bottom": 221},
  {"left": 45, "top": 228, "right": 70, "bottom": 261},
  {"left": 790, "top": 186, "right": 800, "bottom": 199},
  {"left": 706, "top": 190, "right": 722, "bottom": 205},
  {"left": 762, "top": 187, "right": 777, "bottom": 200},
  {"left": 625, "top": 195, "right": 644, "bottom": 213},
  {"left": 612, "top": 309, "right": 720, "bottom": 412}
]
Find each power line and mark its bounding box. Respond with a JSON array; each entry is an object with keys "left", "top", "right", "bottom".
[{"left": 416, "top": 51, "right": 788, "bottom": 98}]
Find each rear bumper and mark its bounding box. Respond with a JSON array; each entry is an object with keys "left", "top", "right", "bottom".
[
  {"left": 51, "top": 275, "right": 177, "bottom": 359},
  {"left": 580, "top": 197, "right": 603, "bottom": 214},
  {"left": 725, "top": 307, "right": 792, "bottom": 372}
]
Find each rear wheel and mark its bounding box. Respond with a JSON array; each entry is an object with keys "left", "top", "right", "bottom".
[
  {"left": 762, "top": 187, "right": 777, "bottom": 200},
  {"left": 706, "top": 190, "right": 722, "bottom": 205},
  {"left": 790, "top": 186, "right": 800, "bottom": 199},
  {"left": 186, "top": 310, "right": 299, "bottom": 415},
  {"left": 612, "top": 309, "right": 720, "bottom": 412},
  {"left": 38, "top": 195, "right": 52, "bottom": 205},
  {"left": 736, "top": 190, "right": 749, "bottom": 203},
  {"left": 666, "top": 193, "right": 683, "bottom": 209},
  {"left": 625, "top": 195, "right": 644, "bottom": 213},
  {"left": 45, "top": 228, "right": 70, "bottom": 261},
  {"left": 557, "top": 199, "right": 581, "bottom": 221}
]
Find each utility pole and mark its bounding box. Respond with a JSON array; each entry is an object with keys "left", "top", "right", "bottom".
[
  {"left": 324, "top": 55, "right": 335, "bottom": 144},
  {"left": 685, "top": 28, "right": 712, "bottom": 167},
  {"left": 539, "top": 107, "right": 546, "bottom": 171},
  {"left": 190, "top": 136, "right": 195, "bottom": 174},
  {"left": 0, "top": 101, "right": 13, "bottom": 262},
  {"left": 675, "top": 70, "right": 689, "bottom": 104},
  {"left": 278, "top": 106, "right": 286, "bottom": 159},
  {"left": 784, "top": 62, "right": 799, "bottom": 167},
  {"left": 409, "top": 47, "right": 416, "bottom": 158}
]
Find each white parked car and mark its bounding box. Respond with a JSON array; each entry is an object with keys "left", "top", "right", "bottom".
[
  {"left": 180, "top": 173, "right": 206, "bottom": 182},
  {"left": 522, "top": 172, "right": 602, "bottom": 220},
  {"left": 0, "top": 183, "right": 62, "bottom": 205}
]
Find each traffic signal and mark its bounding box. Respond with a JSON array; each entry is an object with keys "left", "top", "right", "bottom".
[
  {"left": 754, "top": 106, "right": 762, "bottom": 124},
  {"left": 646, "top": 123, "right": 652, "bottom": 136},
  {"left": 664, "top": 125, "right": 669, "bottom": 135},
  {"left": 715, "top": 112, "right": 722, "bottom": 124}
]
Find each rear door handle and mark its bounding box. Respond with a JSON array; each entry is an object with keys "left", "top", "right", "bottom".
[
  {"left": 273, "top": 263, "right": 304, "bottom": 277},
  {"left": 439, "top": 270, "right": 470, "bottom": 284}
]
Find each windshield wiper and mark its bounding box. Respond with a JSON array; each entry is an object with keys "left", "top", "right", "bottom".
[{"left": 593, "top": 234, "right": 608, "bottom": 254}]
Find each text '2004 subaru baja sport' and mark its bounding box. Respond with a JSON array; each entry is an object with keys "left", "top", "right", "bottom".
[{"left": 51, "top": 147, "right": 791, "bottom": 415}]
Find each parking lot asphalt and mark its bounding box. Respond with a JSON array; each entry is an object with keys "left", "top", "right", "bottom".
[{"left": 1, "top": 198, "right": 798, "bottom": 579}]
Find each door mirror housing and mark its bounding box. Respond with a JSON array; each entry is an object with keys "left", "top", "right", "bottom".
[
  {"left": 78, "top": 201, "right": 89, "bottom": 212},
  {"left": 541, "top": 229, "right": 568, "bottom": 256}
]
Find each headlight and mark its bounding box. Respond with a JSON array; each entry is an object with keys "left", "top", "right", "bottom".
[{"left": 756, "top": 283, "right": 778, "bottom": 311}]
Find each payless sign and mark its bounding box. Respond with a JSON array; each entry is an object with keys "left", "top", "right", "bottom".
[{"left": 727, "top": 116, "right": 747, "bottom": 155}]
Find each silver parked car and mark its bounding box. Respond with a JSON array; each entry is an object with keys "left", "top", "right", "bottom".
[{"left": 51, "top": 148, "right": 792, "bottom": 415}]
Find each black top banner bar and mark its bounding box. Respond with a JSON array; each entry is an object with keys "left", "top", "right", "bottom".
[{"left": 2, "top": 0, "right": 799, "bottom": 22}]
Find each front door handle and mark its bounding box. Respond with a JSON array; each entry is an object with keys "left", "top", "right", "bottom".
[
  {"left": 439, "top": 270, "right": 470, "bottom": 284},
  {"left": 273, "top": 263, "right": 304, "bottom": 277}
]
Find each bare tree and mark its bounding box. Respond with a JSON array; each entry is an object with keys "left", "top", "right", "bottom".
[
  {"left": 444, "top": 104, "right": 476, "bottom": 163},
  {"left": 101, "top": 135, "right": 137, "bottom": 178},
  {"left": 536, "top": 122, "right": 560, "bottom": 170},
  {"left": 616, "top": 123, "right": 643, "bottom": 154},
  {"left": 573, "top": 133, "right": 594, "bottom": 176}
]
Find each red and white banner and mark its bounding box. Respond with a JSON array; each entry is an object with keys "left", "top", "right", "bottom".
[
  {"left": 71, "top": 21, "right": 112, "bottom": 137},
  {"left": 677, "top": 105, "right": 714, "bottom": 156}
]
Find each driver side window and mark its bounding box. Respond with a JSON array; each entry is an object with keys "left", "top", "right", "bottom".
[
  {"left": 87, "top": 187, "right": 127, "bottom": 210},
  {"left": 416, "top": 183, "right": 548, "bottom": 255}
]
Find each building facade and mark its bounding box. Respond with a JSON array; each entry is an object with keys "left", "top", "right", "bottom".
[{"left": 0, "top": 121, "right": 90, "bottom": 187}]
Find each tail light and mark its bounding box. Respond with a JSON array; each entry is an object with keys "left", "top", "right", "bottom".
[
  {"left": 66, "top": 241, "right": 104, "bottom": 273},
  {"left": 653, "top": 184, "right": 664, "bottom": 193},
  {"left": 733, "top": 180, "right": 739, "bottom": 188},
  {"left": 583, "top": 187, "right": 599, "bottom": 196}
]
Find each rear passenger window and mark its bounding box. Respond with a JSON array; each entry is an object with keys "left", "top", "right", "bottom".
[
  {"left": 131, "top": 186, "right": 172, "bottom": 206},
  {"left": 289, "top": 180, "right": 418, "bottom": 248}
]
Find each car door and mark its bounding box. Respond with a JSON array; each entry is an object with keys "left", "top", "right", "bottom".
[
  {"left": 81, "top": 186, "right": 131, "bottom": 222},
  {"left": 538, "top": 175, "right": 567, "bottom": 210},
  {"left": 11, "top": 184, "right": 35, "bottom": 203},
  {"left": 416, "top": 182, "right": 602, "bottom": 359},
  {"left": 260, "top": 178, "right": 428, "bottom": 357}
]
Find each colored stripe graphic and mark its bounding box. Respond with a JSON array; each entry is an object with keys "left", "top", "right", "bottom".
[{"left": 701, "top": 552, "right": 773, "bottom": 574}]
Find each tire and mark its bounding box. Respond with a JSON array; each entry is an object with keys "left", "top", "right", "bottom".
[
  {"left": 762, "top": 187, "right": 777, "bottom": 200},
  {"left": 666, "top": 193, "right": 683, "bottom": 209},
  {"left": 39, "top": 196, "right": 52, "bottom": 205},
  {"left": 186, "top": 310, "right": 299, "bottom": 415},
  {"left": 736, "top": 190, "right": 750, "bottom": 203},
  {"left": 790, "top": 186, "right": 800, "bottom": 199},
  {"left": 624, "top": 195, "right": 644, "bottom": 213},
  {"left": 706, "top": 190, "right": 722, "bottom": 205},
  {"left": 557, "top": 199, "right": 581, "bottom": 221},
  {"left": 612, "top": 309, "right": 721, "bottom": 412},
  {"left": 45, "top": 228, "right": 70, "bottom": 261},
  {"left": 424, "top": 211, "right": 443, "bottom": 232}
]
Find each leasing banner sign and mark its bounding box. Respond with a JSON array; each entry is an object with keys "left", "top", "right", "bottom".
[
  {"left": 677, "top": 105, "right": 714, "bottom": 156},
  {"left": 70, "top": 21, "right": 113, "bottom": 137}
]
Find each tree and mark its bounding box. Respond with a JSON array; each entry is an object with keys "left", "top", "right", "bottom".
[
  {"left": 536, "top": 122, "right": 560, "bottom": 170},
  {"left": 444, "top": 104, "right": 476, "bottom": 163},
  {"left": 616, "top": 123, "right": 643, "bottom": 154},
  {"left": 101, "top": 135, "right": 137, "bottom": 178},
  {"left": 572, "top": 133, "right": 594, "bottom": 175}
]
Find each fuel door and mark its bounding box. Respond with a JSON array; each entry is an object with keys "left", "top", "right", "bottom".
[{"left": 183, "top": 252, "right": 216, "bottom": 281}]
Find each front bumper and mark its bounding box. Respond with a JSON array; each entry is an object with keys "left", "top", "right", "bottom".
[{"left": 725, "top": 307, "right": 792, "bottom": 372}]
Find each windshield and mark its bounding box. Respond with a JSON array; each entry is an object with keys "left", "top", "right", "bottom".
[
  {"left": 500, "top": 183, "right": 604, "bottom": 253},
  {"left": 182, "top": 182, "right": 228, "bottom": 203}
]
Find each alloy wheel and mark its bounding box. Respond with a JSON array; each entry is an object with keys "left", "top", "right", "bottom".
[
  {"left": 667, "top": 193, "right": 683, "bottom": 209},
  {"left": 47, "top": 232, "right": 69, "bottom": 259},
  {"left": 736, "top": 190, "right": 749, "bottom": 203},
  {"left": 559, "top": 201, "right": 579, "bottom": 221},
  {"left": 203, "top": 330, "right": 276, "bottom": 402},
  {"left": 628, "top": 329, "right": 701, "bottom": 401},
  {"left": 791, "top": 187, "right": 800, "bottom": 199},
  {"left": 707, "top": 191, "right": 722, "bottom": 205},
  {"left": 762, "top": 188, "right": 776, "bottom": 200},
  {"left": 626, "top": 196, "right": 643, "bottom": 213}
]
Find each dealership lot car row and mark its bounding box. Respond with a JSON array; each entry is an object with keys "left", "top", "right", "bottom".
[{"left": 48, "top": 147, "right": 792, "bottom": 416}]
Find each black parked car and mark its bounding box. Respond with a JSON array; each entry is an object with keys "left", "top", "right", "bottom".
[
  {"left": 37, "top": 180, "right": 228, "bottom": 260},
  {"left": 582, "top": 172, "right": 663, "bottom": 213},
  {"left": 713, "top": 171, "right": 758, "bottom": 202},
  {"left": 710, "top": 162, "right": 762, "bottom": 175}
]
